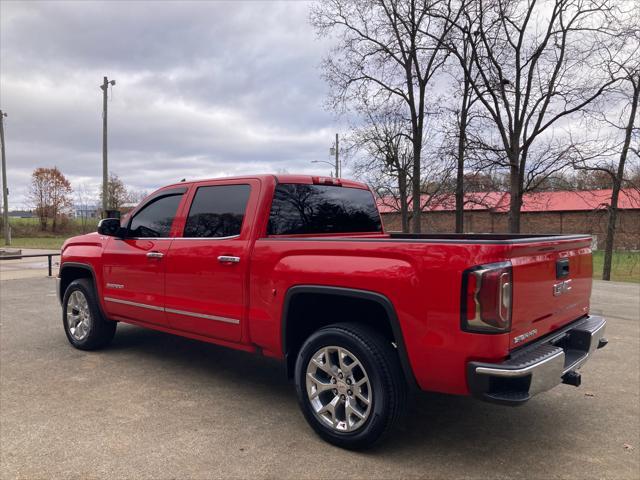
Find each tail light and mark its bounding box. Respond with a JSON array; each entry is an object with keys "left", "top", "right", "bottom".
[{"left": 461, "top": 262, "right": 512, "bottom": 333}]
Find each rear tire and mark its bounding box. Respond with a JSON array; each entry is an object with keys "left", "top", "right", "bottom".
[
  {"left": 62, "top": 278, "right": 116, "bottom": 350},
  {"left": 294, "top": 322, "right": 406, "bottom": 450}
]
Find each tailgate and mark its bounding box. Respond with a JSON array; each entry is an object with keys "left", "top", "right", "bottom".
[{"left": 509, "top": 237, "right": 592, "bottom": 349}]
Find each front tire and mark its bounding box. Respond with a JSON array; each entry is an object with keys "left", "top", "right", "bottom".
[
  {"left": 294, "top": 323, "right": 406, "bottom": 450},
  {"left": 62, "top": 278, "right": 116, "bottom": 350}
]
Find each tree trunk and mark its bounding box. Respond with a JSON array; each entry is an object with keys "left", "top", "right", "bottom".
[
  {"left": 455, "top": 116, "right": 467, "bottom": 233},
  {"left": 411, "top": 133, "right": 422, "bottom": 233},
  {"left": 410, "top": 72, "right": 426, "bottom": 234},
  {"left": 602, "top": 189, "right": 619, "bottom": 281},
  {"left": 398, "top": 171, "right": 410, "bottom": 233},
  {"left": 455, "top": 78, "right": 471, "bottom": 234},
  {"left": 602, "top": 78, "right": 639, "bottom": 281},
  {"left": 508, "top": 162, "right": 521, "bottom": 233},
  {"left": 455, "top": 145, "right": 465, "bottom": 233},
  {"left": 508, "top": 142, "right": 528, "bottom": 233},
  {"left": 39, "top": 213, "right": 47, "bottom": 232}
]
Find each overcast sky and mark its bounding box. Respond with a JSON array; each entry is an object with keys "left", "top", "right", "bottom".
[{"left": 0, "top": 0, "right": 341, "bottom": 209}]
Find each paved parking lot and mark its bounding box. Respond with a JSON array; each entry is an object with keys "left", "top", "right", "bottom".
[
  {"left": 1, "top": 276, "right": 638, "bottom": 479},
  {"left": 0, "top": 249, "right": 60, "bottom": 281}
]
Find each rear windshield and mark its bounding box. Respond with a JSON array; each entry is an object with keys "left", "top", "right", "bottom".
[{"left": 268, "top": 183, "right": 382, "bottom": 235}]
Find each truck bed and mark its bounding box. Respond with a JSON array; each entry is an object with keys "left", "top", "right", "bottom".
[{"left": 254, "top": 230, "right": 593, "bottom": 393}]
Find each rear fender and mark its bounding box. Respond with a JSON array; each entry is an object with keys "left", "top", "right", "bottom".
[{"left": 281, "top": 285, "right": 418, "bottom": 390}]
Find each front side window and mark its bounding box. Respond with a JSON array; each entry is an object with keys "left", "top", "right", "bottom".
[
  {"left": 268, "top": 184, "right": 382, "bottom": 235},
  {"left": 129, "top": 194, "right": 183, "bottom": 238},
  {"left": 184, "top": 184, "right": 251, "bottom": 238}
]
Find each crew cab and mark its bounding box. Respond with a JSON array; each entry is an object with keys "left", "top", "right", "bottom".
[{"left": 58, "top": 174, "right": 607, "bottom": 449}]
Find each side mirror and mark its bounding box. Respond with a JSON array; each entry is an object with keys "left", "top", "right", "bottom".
[{"left": 98, "top": 218, "right": 125, "bottom": 237}]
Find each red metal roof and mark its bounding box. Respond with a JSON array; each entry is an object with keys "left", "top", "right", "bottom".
[{"left": 377, "top": 189, "right": 640, "bottom": 214}]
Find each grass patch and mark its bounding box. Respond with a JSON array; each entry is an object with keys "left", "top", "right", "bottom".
[
  {"left": 8, "top": 237, "right": 67, "bottom": 250},
  {"left": 6, "top": 217, "right": 99, "bottom": 237},
  {"left": 3, "top": 217, "right": 98, "bottom": 250},
  {"left": 592, "top": 250, "right": 640, "bottom": 283}
]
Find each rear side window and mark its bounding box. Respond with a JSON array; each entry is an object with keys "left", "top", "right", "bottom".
[
  {"left": 129, "top": 194, "right": 183, "bottom": 238},
  {"left": 184, "top": 184, "right": 251, "bottom": 238},
  {"left": 268, "top": 184, "right": 382, "bottom": 235}
]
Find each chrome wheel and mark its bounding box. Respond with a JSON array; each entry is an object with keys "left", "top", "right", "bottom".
[
  {"left": 305, "top": 346, "right": 372, "bottom": 432},
  {"left": 66, "top": 290, "right": 91, "bottom": 341}
]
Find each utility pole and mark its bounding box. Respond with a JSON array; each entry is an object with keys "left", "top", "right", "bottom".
[
  {"left": 0, "top": 110, "right": 9, "bottom": 245},
  {"left": 314, "top": 133, "right": 341, "bottom": 178},
  {"left": 329, "top": 133, "right": 340, "bottom": 178},
  {"left": 334, "top": 133, "right": 340, "bottom": 178},
  {"left": 100, "top": 76, "right": 116, "bottom": 216}
]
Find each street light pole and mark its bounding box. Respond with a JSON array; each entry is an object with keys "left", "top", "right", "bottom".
[
  {"left": 311, "top": 160, "right": 336, "bottom": 177},
  {"left": 100, "top": 76, "right": 116, "bottom": 216},
  {"left": 0, "top": 110, "right": 9, "bottom": 245}
]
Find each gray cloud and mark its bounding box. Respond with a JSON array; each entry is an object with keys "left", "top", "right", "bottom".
[{"left": 0, "top": 0, "right": 341, "bottom": 208}]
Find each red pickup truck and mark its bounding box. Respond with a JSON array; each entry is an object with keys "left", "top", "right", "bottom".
[{"left": 58, "top": 174, "right": 607, "bottom": 449}]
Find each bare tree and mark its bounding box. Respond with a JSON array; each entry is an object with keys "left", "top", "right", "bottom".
[
  {"left": 530, "top": 170, "right": 574, "bottom": 191},
  {"left": 453, "top": 62, "right": 475, "bottom": 232},
  {"left": 30, "top": 169, "right": 49, "bottom": 231},
  {"left": 572, "top": 19, "right": 639, "bottom": 280},
  {"left": 74, "top": 183, "right": 98, "bottom": 233},
  {"left": 599, "top": 37, "right": 639, "bottom": 280},
  {"left": 127, "top": 189, "right": 149, "bottom": 206},
  {"left": 29, "top": 167, "right": 73, "bottom": 232},
  {"left": 99, "top": 173, "right": 137, "bottom": 211},
  {"left": 437, "top": 0, "right": 620, "bottom": 232},
  {"left": 441, "top": 14, "right": 485, "bottom": 233},
  {"left": 626, "top": 161, "right": 640, "bottom": 191},
  {"left": 347, "top": 100, "right": 414, "bottom": 231},
  {"left": 573, "top": 169, "right": 615, "bottom": 190},
  {"left": 311, "top": 0, "right": 458, "bottom": 232}
]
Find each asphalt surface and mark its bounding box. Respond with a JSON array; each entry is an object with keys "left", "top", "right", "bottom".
[
  {"left": 0, "top": 249, "right": 60, "bottom": 281},
  {"left": 0, "top": 276, "right": 638, "bottom": 479}
]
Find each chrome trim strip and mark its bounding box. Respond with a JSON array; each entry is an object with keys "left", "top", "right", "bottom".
[
  {"left": 165, "top": 308, "right": 240, "bottom": 324},
  {"left": 475, "top": 350, "right": 565, "bottom": 377},
  {"left": 124, "top": 235, "right": 240, "bottom": 241},
  {"left": 173, "top": 235, "right": 240, "bottom": 241},
  {"left": 104, "top": 296, "right": 164, "bottom": 312},
  {"left": 103, "top": 296, "right": 240, "bottom": 324}
]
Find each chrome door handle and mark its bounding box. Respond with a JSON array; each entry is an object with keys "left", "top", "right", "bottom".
[
  {"left": 218, "top": 255, "right": 240, "bottom": 264},
  {"left": 146, "top": 251, "right": 164, "bottom": 259}
]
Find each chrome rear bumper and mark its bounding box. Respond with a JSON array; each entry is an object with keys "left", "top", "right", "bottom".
[{"left": 467, "top": 315, "right": 607, "bottom": 405}]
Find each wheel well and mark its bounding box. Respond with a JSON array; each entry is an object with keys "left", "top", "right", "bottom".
[
  {"left": 283, "top": 290, "right": 398, "bottom": 377},
  {"left": 59, "top": 265, "right": 94, "bottom": 302}
]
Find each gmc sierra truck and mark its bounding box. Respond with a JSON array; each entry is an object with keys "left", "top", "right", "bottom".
[{"left": 58, "top": 174, "right": 607, "bottom": 449}]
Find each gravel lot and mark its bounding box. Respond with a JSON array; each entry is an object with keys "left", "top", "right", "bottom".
[{"left": 0, "top": 276, "right": 638, "bottom": 479}]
